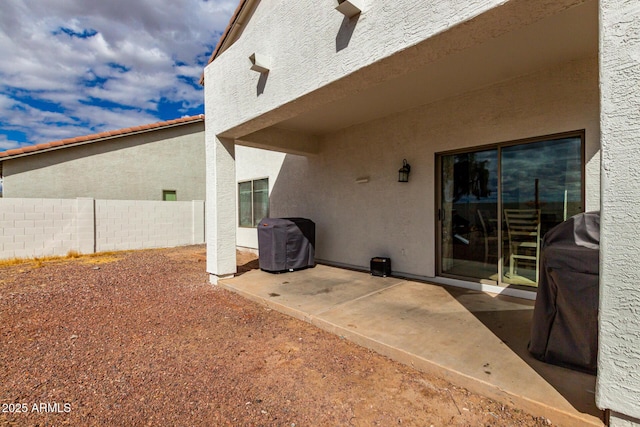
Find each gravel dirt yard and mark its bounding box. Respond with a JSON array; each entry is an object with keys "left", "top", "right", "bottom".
[{"left": 0, "top": 245, "right": 550, "bottom": 426}]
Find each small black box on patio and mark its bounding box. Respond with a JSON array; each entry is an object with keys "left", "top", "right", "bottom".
[{"left": 370, "top": 257, "right": 391, "bottom": 277}]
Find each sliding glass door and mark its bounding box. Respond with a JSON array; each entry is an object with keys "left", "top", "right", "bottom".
[{"left": 438, "top": 133, "right": 583, "bottom": 288}]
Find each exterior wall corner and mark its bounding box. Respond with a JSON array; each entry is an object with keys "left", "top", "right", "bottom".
[
  {"left": 205, "top": 132, "right": 237, "bottom": 278},
  {"left": 597, "top": 0, "right": 640, "bottom": 419}
]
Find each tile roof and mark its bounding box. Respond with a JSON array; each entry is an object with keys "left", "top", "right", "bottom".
[{"left": 0, "top": 115, "right": 204, "bottom": 160}]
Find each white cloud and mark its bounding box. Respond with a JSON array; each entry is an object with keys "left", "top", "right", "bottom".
[
  {"left": 0, "top": 134, "right": 26, "bottom": 151},
  {"left": 0, "top": 0, "right": 236, "bottom": 146}
]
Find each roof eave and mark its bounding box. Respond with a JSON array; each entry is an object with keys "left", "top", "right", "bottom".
[{"left": 199, "top": 0, "right": 256, "bottom": 86}]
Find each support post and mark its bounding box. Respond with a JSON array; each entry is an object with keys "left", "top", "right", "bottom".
[
  {"left": 597, "top": 0, "right": 640, "bottom": 423},
  {"left": 206, "top": 135, "right": 237, "bottom": 284}
]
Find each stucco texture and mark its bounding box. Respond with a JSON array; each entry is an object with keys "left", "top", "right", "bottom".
[
  {"left": 597, "top": 0, "right": 640, "bottom": 420},
  {"left": 204, "top": 0, "right": 589, "bottom": 137}
]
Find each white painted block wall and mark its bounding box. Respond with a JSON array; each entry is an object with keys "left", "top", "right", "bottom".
[
  {"left": 94, "top": 200, "right": 195, "bottom": 251},
  {"left": 0, "top": 198, "right": 78, "bottom": 259},
  {"left": 0, "top": 198, "right": 205, "bottom": 259}
]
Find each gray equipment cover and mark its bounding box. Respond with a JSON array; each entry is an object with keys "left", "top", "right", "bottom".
[
  {"left": 528, "top": 211, "right": 600, "bottom": 374},
  {"left": 258, "top": 218, "right": 315, "bottom": 273}
]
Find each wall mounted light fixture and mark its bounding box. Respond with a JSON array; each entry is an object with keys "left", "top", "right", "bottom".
[
  {"left": 398, "top": 159, "right": 411, "bottom": 183},
  {"left": 249, "top": 53, "right": 271, "bottom": 73},
  {"left": 336, "top": 0, "right": 363, "bottom": 18}
]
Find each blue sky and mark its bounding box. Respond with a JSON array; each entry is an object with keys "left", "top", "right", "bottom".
[{"left": 0, "top": 0, "right": 237, "bottom": 151}]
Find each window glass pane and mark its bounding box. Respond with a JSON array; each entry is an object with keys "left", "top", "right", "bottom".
[
  {"left": 253, "top": 178, "right": 269, "bottom": 192},
  {"left": 238, "top": 179, "right": 269, "bottom": 228},
  {"left": 501, "top": 137, "right": 582, "bottom": 287},
  {"left": 163, "top": 190, "right": 177, "bottom": 201},
  {"left": 252, "top": 178, "right": 269, "bottom": 227},
  {"left": 441, "top": 150, "right": 498, "bottom": 280},
  {"left": 238, "top": 181, "right": 253, "bottom": 227}
]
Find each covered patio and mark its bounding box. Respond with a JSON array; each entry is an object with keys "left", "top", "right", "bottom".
[
  {"left": 205, "top": 0, "right": 640, "bottom": 424},
  {"left": 220, "top": 265, "right": 603, "bottom": 426}
]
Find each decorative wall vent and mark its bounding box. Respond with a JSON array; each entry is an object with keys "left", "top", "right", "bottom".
[
  {"left": 249, "top": 53, "right": 271, "bottom": 73},
  {"left": 336, "top": 0, "right": 363, "bottom": 18}
]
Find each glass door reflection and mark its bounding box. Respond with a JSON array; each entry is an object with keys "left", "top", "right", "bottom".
[
  {"left": 500, "top": 137, "right": 582, "bottom": 287},
  {"left": 441, "top": 149, "right": 499, "bottom": 281}
]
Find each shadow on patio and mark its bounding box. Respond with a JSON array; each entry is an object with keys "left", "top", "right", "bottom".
[{"left": 220, "top": 263, "right": 604, "bottom": 427}]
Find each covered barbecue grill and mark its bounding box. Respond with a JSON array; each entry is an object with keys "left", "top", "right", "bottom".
[
  {"left": 528, "top": 211, "right": 600, "bottom": 374},
  {"left": 257, "top": 217, "right": 315, "bottom": 273}
]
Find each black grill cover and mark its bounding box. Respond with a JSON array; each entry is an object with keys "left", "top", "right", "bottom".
[
  {"left": 257, "top": 218, "right": 315, "bottom": 273},
  {"left": 528, "top": 211, "right": 600, "bottom": 374}
]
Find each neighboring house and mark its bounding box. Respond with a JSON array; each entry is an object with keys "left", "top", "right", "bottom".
[
  {"left": 202, "top": 0, "right": 640, "bottom": 425},
  {"left": 0, "top": 116, "right": 206, "bottom": 201},
  {"left": 0, "top": 114, "right": 288, "bottom": 250}
]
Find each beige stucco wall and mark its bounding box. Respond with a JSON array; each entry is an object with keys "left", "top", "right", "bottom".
[
  {"left": 205, "top": 0, "right": 586, "bottom": 138},
  {"left": 2, "top": 122, "right": 205, "bottom": 201},
  {"left": 206, "top": 0, "right": 502, "bottom": 135},
  {"left": 204, "top": 0, "right": 597, "bottom": 282},
  {"left": 267, "top": 57, "right": 599, "bottom": 278},
  {"left": 235, "top": 145, "right": 287, "bottom": 249}
]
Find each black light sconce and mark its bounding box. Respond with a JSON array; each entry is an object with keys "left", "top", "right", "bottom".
[{"left": 398, "top": 159, "right": 411, "bottom": 182}]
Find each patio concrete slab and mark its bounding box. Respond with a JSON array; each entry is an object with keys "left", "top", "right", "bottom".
[{"left": 221, "top": 265, "right": 604, "bottom": 427}]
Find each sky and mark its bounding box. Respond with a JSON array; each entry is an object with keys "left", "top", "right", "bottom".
[{"left": 0, "top": 0, "right": 238, "bottom": 151}]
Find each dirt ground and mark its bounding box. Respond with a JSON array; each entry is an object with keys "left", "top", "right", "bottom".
[{"left": 0, "top": 245, "right": 551, "bottom": 426}]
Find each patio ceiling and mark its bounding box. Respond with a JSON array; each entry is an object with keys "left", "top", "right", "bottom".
[{"left": 269, "top": 0, "right": 598, "bottom": 138}]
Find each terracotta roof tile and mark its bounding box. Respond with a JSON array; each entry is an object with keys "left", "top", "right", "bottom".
[{"left": 0, "top": 114, "right": 204, "bottom": 160}]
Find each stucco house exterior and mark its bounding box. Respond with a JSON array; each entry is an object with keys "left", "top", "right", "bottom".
[
  {"left": 0, "top": 116, "right": 207, "bottom": 201},
  {"left": 202, "top": 0, "right": 640, "bottom": 425}
]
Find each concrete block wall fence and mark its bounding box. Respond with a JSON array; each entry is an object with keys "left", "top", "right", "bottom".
[{"left": 0, "top": 198, "right": 205, "bottom": 259}]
